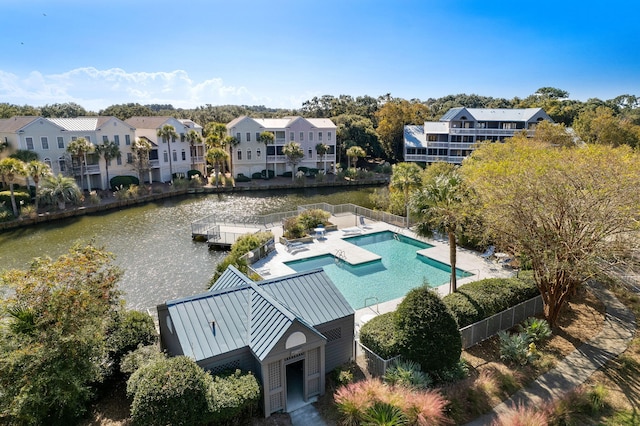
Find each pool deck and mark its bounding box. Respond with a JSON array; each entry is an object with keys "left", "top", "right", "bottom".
[{"left": 251, "top": 212, "right": 516, "bottom": 328}]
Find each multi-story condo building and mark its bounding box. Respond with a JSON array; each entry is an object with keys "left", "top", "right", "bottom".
[
  {"left": 0, "top": 116, "right": 205, "bottom": 190},
  {"left": 226, "top": 116, "right": 337, "bottom": 177},
  {"left": 404, "top": 107, "right": 552, "bottom": 164},
  {"left": 124, "top": 116, "right": 205, "bottom": 182}
]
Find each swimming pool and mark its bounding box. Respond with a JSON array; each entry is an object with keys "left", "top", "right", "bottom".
[{"left": 285, "top": 231, "right": 471, "bottom": 309}]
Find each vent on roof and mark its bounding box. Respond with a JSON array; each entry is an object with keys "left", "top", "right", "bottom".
[{"left": 210, "top": 320, "right": 216, "bottom": 335}]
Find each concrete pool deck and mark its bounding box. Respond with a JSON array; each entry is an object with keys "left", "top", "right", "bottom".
[{"left": 251, "top": 212, "right": 516, "bottom": 328}]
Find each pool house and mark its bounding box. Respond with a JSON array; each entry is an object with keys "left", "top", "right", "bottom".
[{"left": 157, "top": 266, "right": 355, "bottom": 417}]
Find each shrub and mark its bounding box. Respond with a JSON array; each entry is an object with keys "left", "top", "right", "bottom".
[
  {"left": 281, "top": 171, "right": 293, "bottom": 178},
  {"left": 498, "top": 331, "right": 537, "bottom": 366},
  {"left": 210, "top": 231, "right": 274, "bottom": 282},
  {"left": 383, "top": 359, "right": 433, "bottom": 389},
  {"left": 0, "top": 190, "right": 31, "bottom": 207},
  {"left": 110, "top": 175, "right": 139, "bottom": 191},
  {"left": 120, "top": 345, "right": 166, "bottom": 375},
  {"left": 187, "top": 169, "right": 202, "bottom": 180},
  {"left": 362, "top": 401, "right": 408, "bottom": 425},
  {"left": 261, "top": 169, "right": 275, "bottom": 179},
  {"left": 208, "top": 369, "right": 261, "bottom": 424},
  {"left": 235, "top": 173, "right": 251, "bottom": 182},
  {"left": 395, "top": 286, "right": 462, "bottom": 373},
  {"left": 88, "top": 190, "right": 101, "bottom": 205},
  {"left": 251, "top": 172, "right": 264, "bottom": 179},
  {"left": 297, "top": 208, "right": 330, "bottom": 230},
  {"left": 108, "top": 310, "right": 157, "bottom": 367},
  {"left": 518, "top": 317, "right": 552, "bottom": 344},
  {"left": 492, "top": 403, "right": 549, "bottom": 426},
  {"left": 443, "top": 276, "right": 539, "bottom": 327},
  {"left": 0, "top": 202, "right": 13, "bottom": 222},
  {"left": 432, "top": 358, "right": 469, "bottom": 384},
  {"left": 282, "top": 216, "right": 306, "bottom": 239},
  {"left": 127, "top": 356, "right": 213, "bottom": 426},
  {"left": 359, "top": 312, "right": 400, "bottom": 360}
]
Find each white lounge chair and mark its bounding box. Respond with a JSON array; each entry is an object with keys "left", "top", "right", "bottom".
[
  {"left": 342, "top": 227, "right": 363, "bottom": 236},
  {"left": 358, "top": 216, "right": 372, "bottom": 229},
  {"left": 284, "top": 240, "right": 308, "bottom": 254}
]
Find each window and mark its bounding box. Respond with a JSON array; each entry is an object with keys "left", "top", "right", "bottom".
[
  {"left": 247, "top": 150, "right": 252, "bottom": 160},
  {"left": 309, "top": 132, "right": 313, "bottom": 141},
  {"left": 163, "top": 151, "right": 168, "bottom": 162},
  {"left": 267, "top": 146, "right": 275, "bottom": 155},
  {"left": 102, "top": 135, "right": 109, "bottom": 143},
  {"left": 44, "top": 158, "right": 52, "bottom": 168},
  {"left": 318, "top": 132, "right": 323, "bottom": 141},
  {"left": 41, "top": 137, "right": 49, "bottom": 150},
  {"left": 255, "top": 132, "right": 260, "bottom": 141},
  {"left": 114, "top": 135, "right": 120, "bottom": 146},
  {"left": 172, "top": 150, "right": 177, "bottom": 161},
  {"left": 180, "top": 133, "right": 185, "bottom": 142},
  {"left": 71, "top": 136, "right": 77, "bottom": 141},
  {"left": 256, "top": 149, "right": 261, "bottom": 158},
  {"left": 289, "top": 132, "right": 294, "bottom": 141},
  {"left": 58, "top": 157, "right": 66, "bottom": 172},
  {"left": 125, "top": 134, "right": 131, "bottom": 145},
  {"left": 57, "top": 136, "right": 64, "bottom": 149},
  {"left": 237, "top": 150, "right": 242, "bottom": 160},
  {"left": 127, "top": 153, "right": 133, "bottom": 164},
  {"left": 328, "top": 131, "right": 332, "bottom": 140},
  {"left": 26, "top": 137, "right": 34, "bottom": 150},
  {"left": 236, "top": 132, "right": 241, "bottom": 141},
  {"left": 299, "top": 132, "right": 304, "bottom": 141},
  {"left": 117, "top": 154, "right": 122, "bottom": 165},
  {"left": 308, "top": 149, "right": 312, "bottom": 158},
  {"left": 84, "top": 136, "right": 91, "bottom": 142},
  {"left": 246, "top": 132, "right": 251, "bottom": 142},
  {"left": 181, "top": 150, "right": 186, "bottom": 161}
]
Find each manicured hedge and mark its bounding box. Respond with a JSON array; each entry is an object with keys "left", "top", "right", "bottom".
[
  {"left": 442, "top": 273, "right": 538, "bottom": 328},
  {"left": 236, "top": 173, "right": 251, "bottom": 182},
  {"left": 110, "top": 175, "right": 139, "bottom": 191},
  {"left": 209, "top": 370, "right": 260, "bottom": 423},
  {"left": 0, "top": 190, "right": 31, "bottom": 206},
  {"left": 281, "top": 171, "right": 293, "bottom": 178},
  {"left": 187, "top": 170, "right": 202, "bottom": 180},
  {"left": 252, "top": 172, "right": 264, "bottom": 179},
  {"left": 359, "top": 312, "right": 400, "bottom": 360}
]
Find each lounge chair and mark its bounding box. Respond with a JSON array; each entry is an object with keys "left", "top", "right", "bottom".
[
  {"left": 284, "top": 240, "right": 308, "bottom": 254},
  {"left": 358, "top": 216, "right": 372, "bottom": 229},
  {"left": 480, "top": 245, "right": 495, "bottom": 259},
  {"left": 342, "top": 227, "right": 363, "bottom": 236}
]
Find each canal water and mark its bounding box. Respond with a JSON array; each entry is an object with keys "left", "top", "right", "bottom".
[{"left": 0, "top": 187, "right": 378, "bottom": 310}]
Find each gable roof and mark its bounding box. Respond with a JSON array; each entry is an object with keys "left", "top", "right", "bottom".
[
  {"left": 439, "top": 107, "right": 549, "bottom": 123},
  {"left": 226, "top": 116, "right": 336, "bottom": 130},
  {"left": 0, "top": 116, "right": 43, "bottom": 133},
  {"left": 125, "top": 116, "right": 175, "bottom": 129},
  {"left": 167, "top": 267, "right": 353, "bottom": 362},
  {"left": 47, "top": 117, "right": 100, "bottom": 131}
]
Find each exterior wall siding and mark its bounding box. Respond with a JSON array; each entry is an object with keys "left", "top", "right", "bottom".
[{"left": 316, "top": 315, "right": 355, "bottom": 371}]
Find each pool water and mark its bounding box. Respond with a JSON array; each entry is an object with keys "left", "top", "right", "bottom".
[{"left": 285, "top": 231, "right": 471, "bottom": 309}]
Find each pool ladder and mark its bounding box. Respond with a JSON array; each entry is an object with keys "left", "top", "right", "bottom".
[{"left": 334, "top": 249, "right": 346, "bottom": 264}]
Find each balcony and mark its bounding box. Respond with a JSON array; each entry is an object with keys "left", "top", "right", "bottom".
[
  {"left": 450, "top": 128, "right": 533, "bottom": 137},
  {"left": 191, "top": 156, "right": 205, "bottom": 164},
  {"left": 149, "top": 160, "right": 160, "bottom": 168}
]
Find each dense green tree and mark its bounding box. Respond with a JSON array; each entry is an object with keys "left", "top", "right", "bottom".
[
  {"left": 0, "top": 243, "right": 122, "bottom": 424},
  {"left": 283, "top": 141, "right": 304, "bottom": 180},
  {"left": 95, "top": 140, "right": 121, "bottom": 190},
  {"left": 333, "top": 114, "right": 382, "bottom": 162},
  {"left": 0, "top": 157, "right": 26, "bottom": 216},
  {"left": 157, "top": 124, "right": 178, "bottom": 181},
  {"left": 67, "top": 137, "right": 95, "bottom": 191},
  {"left": 99, "top": 103, "right": 155, "bottom": 120},
  {"left": 462, "top": 139, "right": 640, "bottom": 326},
  {"left": 376, "top": 98, "right": 430, "bottom": 160},
  {"left": 107, "top": 310, "right": 157, "bottom": 368},
  {"left": 0, "top": 103, "right": 40, "bottom": 118},
  {"left": 206, "top": 147, "right": 229, "bottom": 188},
  {"left": 573, "top": 106, "right": 640, "bottom": 147},
  {"left": 259, "top": 131, "right": 275, "bottom": 178},
  {"left": 40, "top": 102, "right": 90, "bottom": 118},
  {"left": 315, "top": 143, "right": 330, "bottom": 173},
  {"left": 26, "top": 160, "right": 52, "bottom": 211}
]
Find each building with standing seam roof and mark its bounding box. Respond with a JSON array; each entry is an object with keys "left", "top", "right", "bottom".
[
  {"left": 157, "top": 266, "right": 355, "bottom": 417},
  {"left": 404, "top": 107, "right": 552, "bottom": 164}
]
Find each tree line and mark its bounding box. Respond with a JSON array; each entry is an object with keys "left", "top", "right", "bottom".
[{"left": 1, "top": 88, "right": 639, "bottom": 163}]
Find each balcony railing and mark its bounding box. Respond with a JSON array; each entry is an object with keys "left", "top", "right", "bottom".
[
  {"left": 72, "top": 164, "right": 101, "bottom": 174},
  {"left": 450, "top": 128, "right": 533, "bottom": 136},
  {"left": 191, "top": 156, "right": 205, "bottom": 164},
  {"left": 149, "top": 159, "right": 160, "bottom": 167}
]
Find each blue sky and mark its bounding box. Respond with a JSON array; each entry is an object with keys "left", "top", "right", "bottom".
[{"left": 1, "top": 0, "right": 638, "bottom": 111}]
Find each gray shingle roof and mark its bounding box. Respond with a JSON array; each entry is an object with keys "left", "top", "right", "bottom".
[{"left": 167, "top": 266, "right": 353, "bottom": 362}]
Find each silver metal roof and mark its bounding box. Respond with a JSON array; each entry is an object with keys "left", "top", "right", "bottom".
[
  {"left": 404, "top": 125, "right": 426, "bottom": 148},
  {"left": 439, "top": 107, "right": 549, "bottom": 123},
  {"left": 166, "top": 266, "right": 353, "bottom": 362}
]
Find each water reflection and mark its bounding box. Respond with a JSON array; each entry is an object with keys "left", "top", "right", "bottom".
[{"left": 0, "top": 187, "right": 377, "bottom": 310}]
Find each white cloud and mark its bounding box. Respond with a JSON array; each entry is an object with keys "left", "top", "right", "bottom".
[{"left": 0, "top": 67, "right": 290, "bottom": 111}]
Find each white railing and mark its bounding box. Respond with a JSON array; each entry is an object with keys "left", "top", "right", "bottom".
[
  {"left": 450, "top": 128, "right": 533, "bottom": 136},
  {"left": 149, "top": 159, "right": 160, "bottom": 167},
  {"left": 357, "top": 341, "right": 401, "bottom": 378}
]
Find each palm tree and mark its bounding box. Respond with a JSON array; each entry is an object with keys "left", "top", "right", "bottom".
[
  {"left": 26, "top": 160, "right": 51, "bottom": 212},
  {"left": 258, "top": 131, "right": 275, "bottom": 179},
  {"left": 185, "top": 130, "right": 203, "bottom": 170},
  {"left": 204, "top": 122, "right": 227, "bottom": 149},
  {"left": 315, "top": 143, "right": 329, "bottom": 173},
  {"left": 206, "top": 148, "right": 229, "bottom": 188},
  {"left": 0, "top": 158, "right": 26, "bottom": 217},
  {"left": 131, "top": 138, "right": 152, "bottom": 183},
  {"left": 346, "top": 145, "right": 366, "bottom": 169},
  {"left": 411, "top": 167, "right": 470, "bottom": 293},
  {"left": 95, "top": 141, "right": 120, "bottom": 190},
  {"left": 223, "top": 135, "right": 239, "bottom": 177},
  {"left": 157, "top": 124, "right": 178, "bottom": 182},
  {"left": 40, "top": 174, "right": 82, "bottom": 210},
  {"left": 283, "top": 141, "right": 304, "bottom": 181},
  {"left": 389, "top": 162, "right": 422, "bottom": 227},
  {"left": 67, "top": 137, "right": 95, "bottom": 192}
]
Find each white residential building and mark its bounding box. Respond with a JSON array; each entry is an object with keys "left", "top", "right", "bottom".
[
  {"left": 0, "top": 115, "right": 205, "bottom": 190},
  {"left": 404, "top": 107, "right": 552, "bottom": 164},
  {"left": 226, "top": 116, "right": 337, "bottom": 178},
  {"left": 125, "top": 116, "right": 205, "bottom": 182}
]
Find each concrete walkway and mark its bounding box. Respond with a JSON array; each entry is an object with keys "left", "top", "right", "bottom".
[
  {"left": 289, "top": 404, "right": 328, "bottom": 426},
  {"left": 466, "top": 281, "right": 636, "bottom": 425}
]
